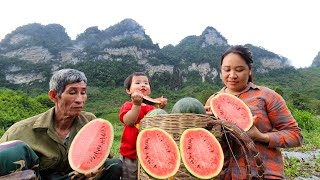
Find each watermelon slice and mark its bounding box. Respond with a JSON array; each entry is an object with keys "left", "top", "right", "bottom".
[
  {"left": 142, "top": 96, "right": 161, "bottom": 106},
  {"left": 137, "top": 127, "right": 180, "bottom": 179},
  {"left": 209, "top": 93, "right": 253, "bottom": 131},
  {"left": 180, "top": 128, "right": 224, "bottom": 179},
  {"left": 68, "top": 119, "right": 114, "bottom": 174}
]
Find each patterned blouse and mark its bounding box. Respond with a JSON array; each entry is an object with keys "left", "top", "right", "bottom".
[{"left": 212, "top": 82, "right": 303, "bottom": 179}]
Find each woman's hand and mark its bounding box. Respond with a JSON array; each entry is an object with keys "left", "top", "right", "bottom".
[
  {"left": 204, "top": 106, "right": 213, "bottom": 116},
  {"left": 246, "top": 116, "right": 270, "bottom": 143}
]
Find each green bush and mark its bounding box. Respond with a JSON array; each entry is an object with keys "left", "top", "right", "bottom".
[
  {"left": 0, "top": 127, "right": 5, "bottom": 137},
  {"left": 0, "top": 89, "right": 48, "bottom": 129},
  {"left": 291, "top": 108, "right": 320, "bottom": 131}
]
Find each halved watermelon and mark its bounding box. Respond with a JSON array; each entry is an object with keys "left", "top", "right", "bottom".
[
  {"left": 68, "top": 119, "right": 114, "bottom": 174},
  {"left": 180, "top": 128, "right": 224, "bottom": 179},
  {"left": 209, "top": 93, "right": 253, "bottom": 131},
  {"left": 137, "top": 127, "right": 180, "bottom": 179}
]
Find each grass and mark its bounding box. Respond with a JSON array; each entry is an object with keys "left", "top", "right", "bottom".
[{"left": 0, "top": 127, "right": 5, "bottom": 137}]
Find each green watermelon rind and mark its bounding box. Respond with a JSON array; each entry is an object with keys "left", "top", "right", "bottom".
[
  {"left": 180, "top": 128, "right": 224, "bottom": 179},
  {"left": 68, "top": 118, "right": 114, "bottom": 174},
  {"left": 143, "top": 96, "right": 161, "bottom": 106},
  {"left": 209, "top": 93, "right": 254, "bottom": 131},
  {"left": 146, "top": 109, "right": 168, "bottom": 117},
  {"left": 171, "top": 97, "right": 205, "bottom": 114},
  {"left": 137, "top": 127, "right": 180, "bottom": 179}
]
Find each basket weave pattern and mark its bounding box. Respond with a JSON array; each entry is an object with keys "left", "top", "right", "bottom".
[{"left": 138, "top": 113, "right": 264, "bottom": 180}]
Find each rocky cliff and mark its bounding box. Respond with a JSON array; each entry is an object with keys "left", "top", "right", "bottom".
[{"left": 0, "top": 18, "right": 292, "bottom": 89}]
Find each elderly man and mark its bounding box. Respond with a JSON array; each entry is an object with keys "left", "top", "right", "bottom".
[{"left": 0, "top": 68, "right": 122, "bottom": 179}]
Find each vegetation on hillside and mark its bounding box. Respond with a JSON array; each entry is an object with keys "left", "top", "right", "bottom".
[
  {"left": 0, "top": 89, "right": 49, "bottom": 129},
  {"left": 0, "top": 78, "right": 319, "bottom": 178},
  {"left": 0, "top": 23, "right": 71, "bottom": 56}
]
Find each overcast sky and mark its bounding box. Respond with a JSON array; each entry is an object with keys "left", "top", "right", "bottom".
[{"left": 1, "top": 0, "right": 319, "bottom": 68}]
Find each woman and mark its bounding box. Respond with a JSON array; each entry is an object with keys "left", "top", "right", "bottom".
[{"left": 205, "top": 45, "right": 303, "bottom": 179}]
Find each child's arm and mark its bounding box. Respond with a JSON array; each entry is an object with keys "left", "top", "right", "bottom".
[{"left": 123, "top": 92, "right": 143, "bottom": 127}]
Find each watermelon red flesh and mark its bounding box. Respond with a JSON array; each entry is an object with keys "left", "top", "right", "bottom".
[
  {"left": 68, "top": 119, "right": 114, "bottom": 174},
  {"left": 209, "top": 93, "right": 253, "bottom": 131},
  {"left": 180, "top": 128, "right": 223, "bottom": 179},
  {"left": 137, "top": 128, "right": 180, "bottom": 179}
]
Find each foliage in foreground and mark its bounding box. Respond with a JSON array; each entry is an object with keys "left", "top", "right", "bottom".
[
  {"left": 0, "top": 87, "right": 320, "bottom": 178},
  {"left": 0, "top": 89, "right": 49, "bottom": 129}
]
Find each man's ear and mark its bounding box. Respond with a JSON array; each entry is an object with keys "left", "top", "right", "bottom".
[{"left": 48, "top": 90, "right": 58, "bottom": 103}]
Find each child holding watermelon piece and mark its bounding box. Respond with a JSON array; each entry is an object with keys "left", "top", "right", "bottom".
[
  {"left": 205, "top": 45, "right": 303, "bottom": 179},
  {"left": 119, "top": 72, "right": 167, "bottom": 180}
]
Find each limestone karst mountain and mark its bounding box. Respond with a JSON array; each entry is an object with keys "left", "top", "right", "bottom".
[{"left": 0, "top": 18, "right": 294, "bottom": 90}]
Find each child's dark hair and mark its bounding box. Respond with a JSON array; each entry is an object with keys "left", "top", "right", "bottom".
[{"left": 124, "top": 72, "right": 149, "bottom": 90}]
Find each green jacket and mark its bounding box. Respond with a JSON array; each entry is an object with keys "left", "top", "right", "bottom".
[{"left": 0, "top": 107, "right": 96, "bottom": 176}]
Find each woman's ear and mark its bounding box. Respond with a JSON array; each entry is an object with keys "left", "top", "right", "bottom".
[{"left": 48, "top": 90, "right": 58, "bottom": 103}]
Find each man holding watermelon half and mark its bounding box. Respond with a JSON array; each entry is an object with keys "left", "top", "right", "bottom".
[
  {"left": 0, "top": 69, "right": 122, "bottom": 179},
  {"left": 205, "top": 45, "right": 303, "bottom": 179}
]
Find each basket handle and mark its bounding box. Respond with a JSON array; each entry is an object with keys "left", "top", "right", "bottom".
[{"left": 204, "top": 119, "right": 264, "bottom": 179}]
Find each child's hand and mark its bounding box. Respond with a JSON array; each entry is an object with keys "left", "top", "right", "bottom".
[
  {"left": 157, "top": 96, "right": 168, "bottom": 109},
  {"left": 131, "top": 92, "right": 143, "bottom": 106}
]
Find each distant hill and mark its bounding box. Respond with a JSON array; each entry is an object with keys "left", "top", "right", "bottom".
[
  {"left": 311, "top": 52, "right": 320, "bottom": 67},
  {"left": 0, "top": 18, "right": 318, "bottom": 94}
]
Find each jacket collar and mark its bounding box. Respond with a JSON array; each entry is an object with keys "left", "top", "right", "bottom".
[
  {"left": 220, "top": 82, "right": 260, "bottom": 95},
  {"left": 32, "top": 107, "right": 88, "bottom": 131},
  {"left": 33, "top": 107, "right": 55, "bottom": 129}
]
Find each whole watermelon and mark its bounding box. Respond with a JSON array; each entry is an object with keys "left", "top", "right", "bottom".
[
  {"left": 171, "top": 97, "right": 205, "bottom": 114},
  {"left": 146, "top": 109, "right": 168, "bottom": 117}
]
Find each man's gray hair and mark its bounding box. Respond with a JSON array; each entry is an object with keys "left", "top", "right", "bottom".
[{"left": 49, "top": 69, "right": 87, "bottom": 96}]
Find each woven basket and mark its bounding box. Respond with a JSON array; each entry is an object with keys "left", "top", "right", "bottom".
[{"left": 138, "top": 113, "right": 264, "bottom": 180}]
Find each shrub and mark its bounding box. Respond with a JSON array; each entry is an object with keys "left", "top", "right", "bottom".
[{"left": 291, "top": 108, "right": 320, "bottom": 132}]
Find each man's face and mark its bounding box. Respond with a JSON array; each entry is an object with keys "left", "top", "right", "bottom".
[{"left": 56, "top": 81, "right": 87, "bottom": 118}]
